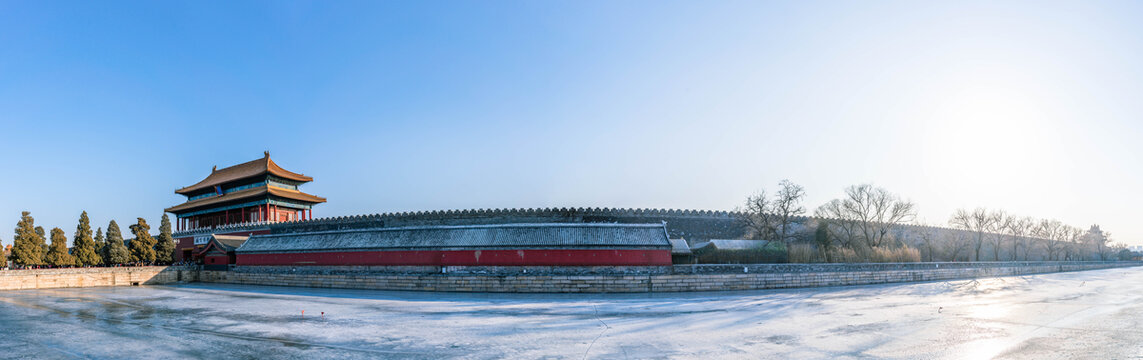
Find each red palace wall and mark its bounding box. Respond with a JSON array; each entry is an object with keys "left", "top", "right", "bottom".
[
  {"left": 238, "top": 249, "right": 672, "bottom": 267},
  {"left": 204, "top": 255, "right": 230, "bottom": 266}
]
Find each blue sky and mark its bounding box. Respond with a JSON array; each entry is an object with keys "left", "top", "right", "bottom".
[{"left": 2, "top": 1, "right": 1141, "bottom": 245}]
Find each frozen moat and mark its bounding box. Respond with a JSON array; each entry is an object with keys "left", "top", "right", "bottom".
[{"left": 1, "top": 267, "right": 1142, "bottom": 359}]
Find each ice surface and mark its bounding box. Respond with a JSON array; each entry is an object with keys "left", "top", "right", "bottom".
[{"left": 0, "top": 267, "right": 1141, "bottom": 359}]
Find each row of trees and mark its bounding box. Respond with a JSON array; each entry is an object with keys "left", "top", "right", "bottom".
[
  {"left": 6, "top": 211, "right": 177, "bottom": 268},
  {"left": 942, "top": 208, "right": 1115, "bottom": 262},
  {"left": 741, "top": 181, "right": 1129, "bottom": 263},
  {"left": 813, "top": 184, "right": 917, "bottom": 261},
  {"left": 740, "top": 181, "right": 924, "bottom": 262}
]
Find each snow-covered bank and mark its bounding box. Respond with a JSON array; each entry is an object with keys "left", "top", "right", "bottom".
[
  {"left": 199, "top": 261, "right": 1139, "bottom": 293},
  {"left": 0, "top": 267, "right": 1141, "bottom": 359}
]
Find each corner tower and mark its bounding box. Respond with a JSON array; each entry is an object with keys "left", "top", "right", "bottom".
[{"left": 165, "top": 152, "right": 326, "bottom": 231}]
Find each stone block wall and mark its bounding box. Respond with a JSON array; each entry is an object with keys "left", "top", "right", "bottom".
[
  {"left": 0, "top": 266, "right": 197, "bottom": 290},
  {"left": 0, "top": 262, "right": 1136, "bottom": 293},
  {"left": 200, "top": 270, "right": 652, "bottom": 292},
  {"left": 199, "top": 261, "right": 1141, "bottom": 293}
]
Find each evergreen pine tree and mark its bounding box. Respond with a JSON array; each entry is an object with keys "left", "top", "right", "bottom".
[
  {"left": 129, "top": 218, "right": 157, "bottom": 264},
  {"left": 155, "top": 214, "right": 176, "bottom": 265},
  {"left": 93, "top": 227, "right": 107, "bottom": 266},
  {"left": 36, "top": 226, "right": 47, "bottom": 257},
  {"left": 107, "top": 220, "right": 130, "bottom": 265},
  {"left": 0, "top": 235, "right": 7, "bottom": 268},
  {"left": 45, "top": 227, "right": 75, "bottom": 267},
  {"left": 72, "top": 211, "right": 101, "bottom": 266},
  {"left": 12, "top": 211, "right": 45, "bottom": 267}
]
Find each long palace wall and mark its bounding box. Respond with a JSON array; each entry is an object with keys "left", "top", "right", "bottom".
[
  {"left": 250, "top": 208, "right": 1093, "bottom": 262},
  {"left": 261, "top": 208, "right": 755, "bottom": 242},
  {"left": 243, "top": 207, "right": 1048, "bottom": 249},
  {"left": 174, "top": 207, "right": 1056, "bottom": 261}
]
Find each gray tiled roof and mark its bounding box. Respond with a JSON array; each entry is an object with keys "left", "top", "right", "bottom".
[
  {"left": 212, "top": 235, "right": 250, "bottom": 251},
  {"left": 236, "top": 223, "right": 671, "bottom": 253},
  {"left": 669, "top": 239, "right": 692, "bottom": 255},
  {"left": 691, "top": 239, "right": 770, "bottom": 251}
]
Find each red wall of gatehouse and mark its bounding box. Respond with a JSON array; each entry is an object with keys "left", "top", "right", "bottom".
[
  {"left": 204, "top": 255, "right": 230, "bottom": 265},
  {"left": 237, "top": 249, "right": 672, "bottom": 267}
]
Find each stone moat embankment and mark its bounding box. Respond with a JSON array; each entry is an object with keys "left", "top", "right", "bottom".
[{"left": 0, "top": 261, "right": 1137, "bottom": 292}]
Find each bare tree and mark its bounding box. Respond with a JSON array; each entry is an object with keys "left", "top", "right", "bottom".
[
  {"left": 942, "top": 231, "right": 971, "bottom": 262},
  {"left": 815, "top": 184, "right": 916, "bottom": 251},
  {"left": 1007, "top": 217, "right": 1034, "bottom": 261},
  {"left": 739, "top": 180, "right": 807, "bottom": 245},
  {"left": 772, "top": 180, "right": 806, "bottom": 244},
  {"left": 1063, "top": 225, "right": 1084, "bottom": 261},
  {"left": 1035, "top": 219, "right": 1064, "bottom": 261},
  {"left": 815, "top": 200, "right": 860, "bottom": 251},
  {"left": 949, "top": 208, "right": 993, "bottom": 262},
  {"left": 911, "top": 223, "right": 940, "bottom": 262},
  {"left": 1100, "top": 231, "right": 1115, "bottom": 260},
  {"left": 1109, "top": 242, "right": 1130, "bottom": 261},
  {"left": 740, "top": 190, "right": 776, "bottom": 240},
  {"left": 988, "top": 210, "right": 1012, "bottom": 261}
]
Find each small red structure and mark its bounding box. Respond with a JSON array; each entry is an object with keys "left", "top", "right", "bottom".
[{"left": 195, "top": 235, "right": 249, "bottom": 270}]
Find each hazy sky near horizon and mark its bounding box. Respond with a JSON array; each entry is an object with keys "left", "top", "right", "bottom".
[{"left": 1, "top": 1, "right": 1141, "bottom": 245}]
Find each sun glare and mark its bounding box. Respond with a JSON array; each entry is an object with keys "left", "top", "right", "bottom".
[{"left": 919, "top": 83, "right": 1067, "bottom": 207}]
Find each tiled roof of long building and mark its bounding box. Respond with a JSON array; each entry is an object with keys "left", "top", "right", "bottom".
[{"left": 236, "top": 223, "right": 671, "bottom": 253}]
